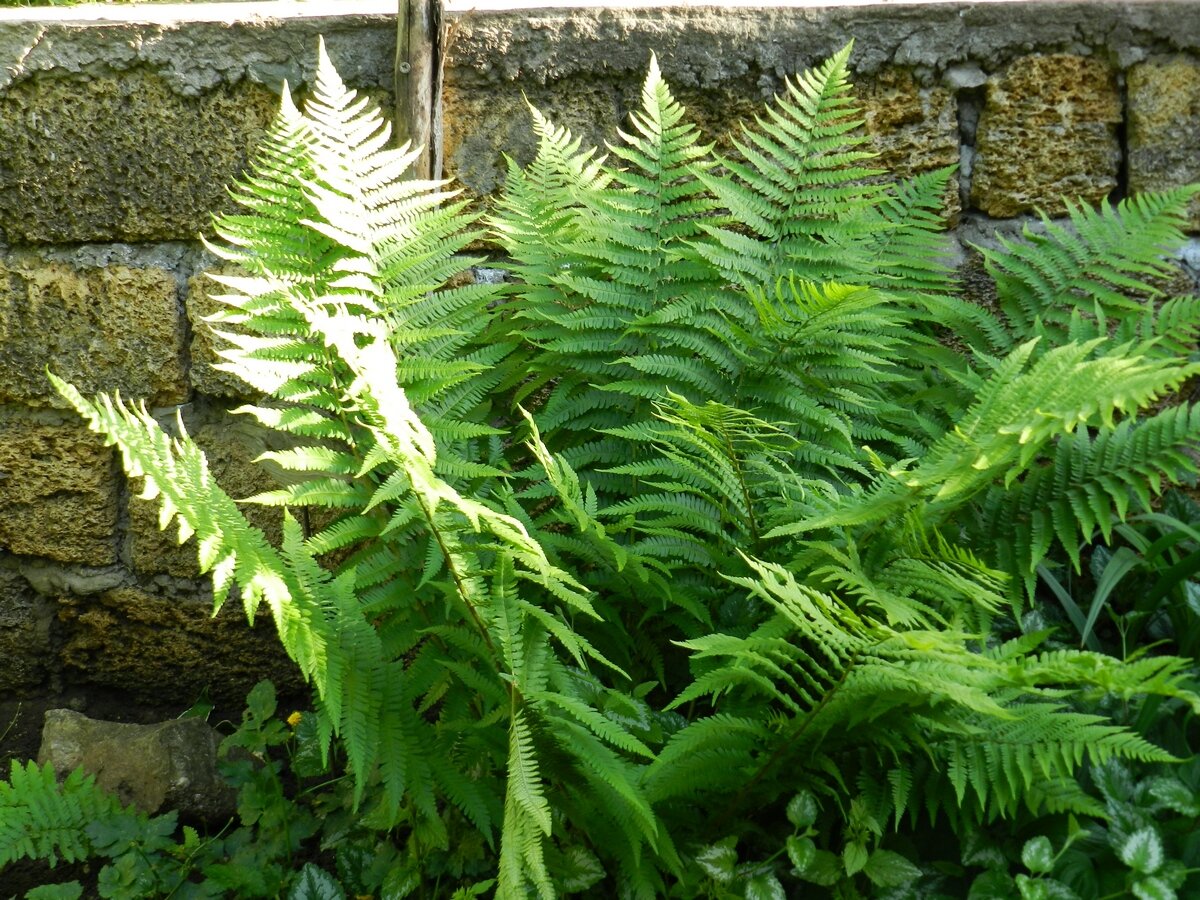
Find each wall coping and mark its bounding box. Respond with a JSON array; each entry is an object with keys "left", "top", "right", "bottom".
[
  {"left": 0, "top": 1, "right": 393, "bottom": 25},
  {"left": 0, "top": 0, "right": 1161, "bottom": 26}
]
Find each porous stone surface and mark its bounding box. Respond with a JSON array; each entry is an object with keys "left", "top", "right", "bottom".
[
  {"left": 0, "top": 71, "right": 277, "bottom": 244},
  {"left": 443, "top": 72, "right": 622, "bottom": 200},
  {"left": 444, "top": 65, "right": 960, "bottom": 215},
  {"left": 0, "top": 261, "right": 186, "bottom": 408},
  {"left": 38, "top": 708, "right": 236, "bottom": 821},
  {"left": 127, "top": 410, "right": 284, "bottom": 577},
  {"left": 970, "top": 55, "right": 1121, "bottom": 218},
  {"left": 859, "top": 68, "right": 960, "bottom": 223},
  {"left": 0, "top": 570, "right": 54, "bottom": 690},
  {"left": 56, "top": 585, "right": 301, "bottom": 708},
  {"left": 0, "top": 421, "right": 117, "bottom": 565},
  {"left": 1128, "top": 56, "right": 1200, "bottom": 230}
]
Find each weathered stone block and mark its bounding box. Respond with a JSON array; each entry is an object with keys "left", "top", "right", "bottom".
[
  {"left": 0, "top": 421, "right": 117, "bottom": 565},
  {"left": 0, "top": 261, "right": 187, "bottom": 408},
  {"left": 444, "top": 73, "right": 622, "bottom": 200},
  {"left": 444, "top": 61, "right": 960, "bottom": 224},
  {"left": 1128, "top": 57, "right": 1200, "bottom": 230},
  {"left": 39, "top": 709, "right": 236, "bottom": 821},
  {"left": 57, "top": 586, "right": 300, "bottom": 708},
  {"left": 127, "top": 411, "right": 284, "bottom": 577},
  {"left": 0, "top": 71, "right": 277, "bottom": 244},
  {"left": 860, "top": 68, "right": 961, "bottom": 223},
  {"left": 971, "top": 54, "right": 1121, "bottom": 218},
  {"left": 0, "top": 570, "right": 54, "bottom": 690}
]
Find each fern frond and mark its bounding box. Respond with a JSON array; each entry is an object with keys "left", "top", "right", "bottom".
[
  {"left": 694, "top": 42, "right": 883, "bottom": 288},
  {"left": 975, "top": 403, "right": 1200, "bottom": 587},
  {"left": 983, "top": 186, "right": 1200, "bottom": 349},
  {"left": 0, "top": 762, "right": 130, "bottom": 869}
]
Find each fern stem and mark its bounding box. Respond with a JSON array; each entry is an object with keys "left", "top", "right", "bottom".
[
  {"left": 712, "top": 647, "right": 860, "bottom": 830},
  {"left": 721, "top": 426, "right": 760, "bottom": 546},
  {"left": 415, "top": 493, "right": 498, "bottom": 659}
]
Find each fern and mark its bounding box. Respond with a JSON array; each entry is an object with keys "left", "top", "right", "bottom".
[
  {"left": 0, "top": 762, "right": 131, "bottom": 869},
  {"left": 975, "top": 403, "right": 1200, "bottom": 587},
  {"left": 666, "top": 559, "right": 1197, "bottom": 829},
  {"left": 46, "top": 38, "right": 1200, "bottom": 898},
  {"left": 693, "top": 42, "right": 883, "bottom": 288},
  {"left": 981, "top": 187, "right": 1200, "bottom": 353}
]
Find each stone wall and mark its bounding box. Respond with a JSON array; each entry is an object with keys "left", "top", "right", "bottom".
[{"left": 0, "top": 0, "right": 1198, "bottom": 761}]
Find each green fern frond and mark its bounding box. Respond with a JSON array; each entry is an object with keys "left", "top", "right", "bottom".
[
  {"left": 983, "top": 186, "right": 1200, "bottom": 349},
  {"left": 672, "top": 557, "right": 1193, "bottom": 827},
  {"left": 0, "top": 762, "right": 130, "bottom": 869},
  {"left": 694, "top": 42, "right": 883, "bottom": 288},
  {"left": 975, "top": 403, "right": 1200, "bottom": 586}
]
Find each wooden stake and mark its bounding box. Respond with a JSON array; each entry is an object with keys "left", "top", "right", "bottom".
[{"left": 394, "top": 0, "right": 443, "bottom": 180}]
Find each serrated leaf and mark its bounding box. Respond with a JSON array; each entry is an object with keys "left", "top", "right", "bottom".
[
  {"left": 786, "top": 835, "right": 816, "bottom": 873},
  {"left": 744, "top": 872, "right": 786, "bottom": 900},
  {"left": 1132, "top": 876, "right": 1176, "bottom": 900},
  {"left": 1022, "top": 836, "right": 1055, "bottom": 874},
  {"left": 796, "top": 849, "right": 842, "bottom": 887},
  {"left": 1120, "top": 827, "right": 1165, "bottom": 875},
  {"left": 695, "top": 843, "right": 738, "bottom": 883},
  {"left": 843, "top": 841, "right": 869, "bottom": 876},
  {"left": 380, "top": 863, "right": 420, "bottom": 899},
  {"left": 287, "top": 864, "right": 346, "bottom": 900},
  {"left": 969, "top": 869, "right": 1018, "bottom": 900},
  {"left": 556, "top": 846, "right": 605, "bottom": 893},
  {"left": 786, "top": 790, "right": 819, "bottom": 828},
  {"left": 863, "top": 849, "right": 921, "bottom": 886},
  {"left": 1015, "top": 875, "right": 1081, "bottom": 900},
  {"left": 1147, "top": 777, "right": 1200, "bottom": 816}
]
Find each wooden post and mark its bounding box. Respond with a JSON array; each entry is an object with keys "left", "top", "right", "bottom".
[{"left": 395, "top": 0, "right": 443, "bottom": 180}]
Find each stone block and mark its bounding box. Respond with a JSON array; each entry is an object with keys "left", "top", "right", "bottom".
[
  {"left": 970, "top": 54, "right": 1121, "bottom": 218},
  {"left": 0, "top": 570, "right": 54, "bottom": 690},
  {"left": 0, "top": 261, "right": 187, "bottom": 409},
  {"left": 444, "top": 72, "right": 623, "bottom": 201},
  {"left": 39, "top": 709, "right": 236, "bottom": 821},
  {"left": 127, "top": 411, "right": 284, "bottom": 577},
  {"left": 860, "top": 69, "right": 961, "bottom": 224},
  {"left": 1128, "top": 57, "right": 1200, "bottom": 230},
  {"left": 0, "top": 421, "right": 117, "bottom": 565},
  {"left": 56, "top": 586, "right": 301, "bottom": 708},
  {"left": 444, "top": 61, "right": 960, "bottom": 225},
  {"left": 0, "top": 71, "right": 277, "bottom": 244}
]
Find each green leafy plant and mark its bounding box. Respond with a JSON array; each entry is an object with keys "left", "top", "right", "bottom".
[{"left": 22, "top": 38, "right": 1200, "bottom": 898}]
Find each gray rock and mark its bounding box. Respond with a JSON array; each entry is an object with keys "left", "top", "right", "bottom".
[{"left": 38, "top": 709, "right": 237, "bottom": 823}]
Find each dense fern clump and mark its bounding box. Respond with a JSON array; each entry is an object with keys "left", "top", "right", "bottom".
[{"left": 44, "top": 38, "right": 1200, "bottom": 898}]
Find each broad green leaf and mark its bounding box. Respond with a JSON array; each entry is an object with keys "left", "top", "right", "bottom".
[
  {"left": 1147, "top": 777, "right": 1200, "bottom": 816},
  {"left": 798, "top": 849, "right": 843, "bottom": 887},
  {"left": 1022, "top": 836, "right": 1055, "bottom": 874},
  {"left": 786, "top": 790, "right": 819, "bottom": 828},
  {"left": 1132, "top": 876, "right": 1176, "bottom": 900},
  {"left": 555, "top": 846, "right": 605, "bottom": 893},
  {"left": 843, "top": 840, "right": 869, "bottom": 876},
  {"left": 744, "top": 872, "right": 786, "bottom": 900},
  {"left": 786, "top": 835, "right": 816, "bottom": 872},
  {"left": 968, "top": 870, "right": 1017, "bottom": 900},
  {"left": 863, "top": 849, "right": 922, "bottom": 886},
  {"left": 380, "top": 864, "right": 420, "bottom": 899},
  {"left": 695, "top": 842, "right": 738, "bottom": 883},
  {"left": 1016, "top": 875, "right": 1079, "bottom": 900},
  {"left": 1119, "top": 827, "right": 1165, "bottom": 875},
  {"left": 287, "top": 864, "right": 346, "bottom": 900}
]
